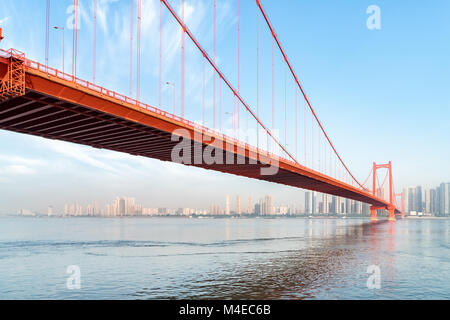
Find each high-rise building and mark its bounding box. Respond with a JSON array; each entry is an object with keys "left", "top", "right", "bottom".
[
  {"left": 322, "top": 194, "right": 329, "bottom": 214},
  {"left": 439, "top": 183, "right": 450, "bottom": 216},
  {"left": 119, "top": 198, "right": 126, "bottom": 216},
  {"left": 264, "top": 195, "right": 274, "bottom": 215},
  {"left": 236, "top": 196, "right": 242, "bottom": 214},
  {"left": 331, "top": 196, "right": 344, "bottom": 214},
  {"left": 104, "top": 204, "right": 111, "bottom": 216},
  {"left": 430, "top": 189, "right": 436, "bottom": 214},
  {"left": 112, "top": 197, "right": 120, "bottom": 216},
  {"left": 94, "top": 200, "right": 100, "bottom": 216},
  {"left": 425, "top": 189, "right": 432, "bottom": 213},
  {"left": 225, "top": 195, "right": 230, "bottom": 215},
  {"left": 403, "top": 188, "right": 409, "bottom": 213},
  {"left": 305, "top": 192, "right": 315, "bottom": 214},
  {"left": 247, "top": 197, "right": 252, "bottom": 214},
  {"left": 47, "top": 205, "right": 53, "bottom": 216},
  {"left": 408, "top": 187, "right": 416, "bottom": 213},
  {"left": 127, "top": 197, "right": 136, "bottom": 215},
  {"left": 345, "top": 198, "right": 352, "bottom": 214},
  {"left": 415, "top": 186, "right": 422, "bottom": 213},
  {"left": 362, "top": 203, "right": 370, "bottom": 215},
  {"left": 254, "top": 202, "right": 261, "bottom": 215}
]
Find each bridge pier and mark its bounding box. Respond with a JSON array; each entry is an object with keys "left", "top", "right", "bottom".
[
  {"left": 388, "top": 206, "right": 396, "bottom": 222},
  {"left": 370, "top": 207, "right": 377, "bottom": 221},
  {"left": 370, "top": 206, "right": 384, "bottom": 221}
]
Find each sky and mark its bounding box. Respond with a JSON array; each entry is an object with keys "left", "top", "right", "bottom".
[{"left": 0, "top": 0, "right": 449, "bottom": 214}]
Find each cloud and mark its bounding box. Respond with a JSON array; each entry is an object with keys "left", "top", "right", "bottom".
[
  {"left": 0, "top": 17, "right": 9, "bottom": 25},
  {"left": 0, "top": 154, "right": 45, "bottom": 166},
  {"left": 34, "top": 138, "right": 120, "bottom": 173},
  {"left": 0, "top": 164, "right": 35, "bottom": 175},
  {"left": 0, "top": 154, "right": 46, "bottom": 177}
]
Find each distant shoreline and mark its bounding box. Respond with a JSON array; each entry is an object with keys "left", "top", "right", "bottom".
[{"left": 3, "top": 214, "right": 449, "bottom": 220}]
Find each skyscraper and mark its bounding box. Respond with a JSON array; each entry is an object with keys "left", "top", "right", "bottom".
[
  {"left": 322, "top": 193, "right": 329, "bottom": 214},
  {"left": 415, "top": 186, "right": 423, "bottom": 213},
  {"left": 225, "top": 195, "right": 230, "bottom": 215},
  {"left": 409, "top": 187, "right": 416, "bottom": 212},
  {"left": 127, "top": 197, "right": 135, "bottom": 215},
  {"left": 430, "top": 189, "right": 436, "bottom": 214},
  {"left": 439, "top": 183, "right": 450, "bottom": 216},
  {"left": 264, "top": 195, "right": 274, "bottom": 215},
  {"left": 236, "top": 196, "right": 242, "bottom": 214},
  {"left": 119, "top": 198, "right": 126, "bottom": 216},
  {"left": 331, "top": 196, "right": 343, "bottom": 214},
  {"left": 305, "top": 192, "right": 315, "bottom": 214},
  {"left": 47, "top": 205, "right": 53, "bottom": 216}
]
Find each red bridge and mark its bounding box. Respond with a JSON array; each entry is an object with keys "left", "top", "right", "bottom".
[{"left": 0, "top": 0, "right": 402, "bottom": 220}]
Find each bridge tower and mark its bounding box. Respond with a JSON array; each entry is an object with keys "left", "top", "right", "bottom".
[
  {"left": 0, "top": 48, "right": 25, "bottom": 103},
  {"left": 0, "top": 30, "right": 25, "bottom": 103},
  {"left": 370, "top": 161, "right": 396, "bottom": 222}
]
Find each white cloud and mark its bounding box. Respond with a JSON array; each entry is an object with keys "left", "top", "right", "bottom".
[
  {"left": 35, "top": 138, "right": 120, "bottom": 173},
  {"left": 0, "top": 164, "right": 35, "bottom": 175},
  {"left": 0, "top": 17, "right": 10, "bottom": 25},
  {"left": 0, "top": 154, "right": 46, "bottom": 177},
  {"left": 0, "top": 154, "right": 45, "bottom": 166}
]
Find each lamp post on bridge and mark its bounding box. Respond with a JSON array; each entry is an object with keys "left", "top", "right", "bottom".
[{"left": 53, "top": 26, "right": 65, "bottom": 74}]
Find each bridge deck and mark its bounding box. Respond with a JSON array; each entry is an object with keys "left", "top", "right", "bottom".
[{"left": 0, "top": 54, "right": 398, "bottom": 212}]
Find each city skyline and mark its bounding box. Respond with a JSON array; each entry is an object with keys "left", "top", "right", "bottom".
[{"left": 13, "top": 180, "right": 450, "bottom": 217}]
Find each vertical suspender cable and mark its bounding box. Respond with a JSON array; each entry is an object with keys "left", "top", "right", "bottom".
[
  {"left": 237, "top": 0, "right": 240, "bottom": 139},
  {"left": 272, "top": 37, "right": 274, "bottom": 152},
  {"left": 93, "top": 0, "right": 97, "bottom": 83},
  {"left": 45, "top": 0, "right": 50, "bottom": 69},
  {"left": 129, "top": 0, "right": 133, "bottom": 96},
  {"left": 136, "top": 0, "right": 141, "bottom": 101},
  {"left": 284, "top": 63, "right": 287, "bottom": 148},
  {"left": 213, "top": 0, "right": 216, "bottom": 129},
  {"left": 295, "top": 90, "right": 298, "bottom": 160},
  {"left": 256, "top": 6, "right": 259, "bottom": 149},
  {"left": 304, "top": 99, "right": 306, "bottom": 166},
  {"left": 72, "top": 0, "right": 78, "bottom": 78},
  {"left": 159, "top": 0, "right": 162, "bottom": 108},
  {"left": 181, "top": 0, "right": 185, "bottom": 117},
  {"left": 202, "top": 58, "right": 205, "bottom": 125}
]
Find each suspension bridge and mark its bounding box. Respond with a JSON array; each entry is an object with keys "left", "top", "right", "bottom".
[{"left": 0, "top": 0, "right": 403, "bottom": 221}]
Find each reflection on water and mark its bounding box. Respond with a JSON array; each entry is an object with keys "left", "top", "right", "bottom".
[{"left": 0, "top": 217, "right": 449, "bottom": 299}]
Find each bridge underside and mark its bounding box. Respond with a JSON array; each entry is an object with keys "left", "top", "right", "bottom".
[{"left": 0, "top": 61, "right": 396, "bottom": 211}]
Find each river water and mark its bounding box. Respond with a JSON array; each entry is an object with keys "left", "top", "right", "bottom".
[{"left": 0, "top": 217, "right": 449, "bottom": 299}]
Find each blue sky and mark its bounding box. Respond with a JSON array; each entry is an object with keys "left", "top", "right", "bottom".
[{"left": 0, "top": 0, "right": 449, "bottom": 214}]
